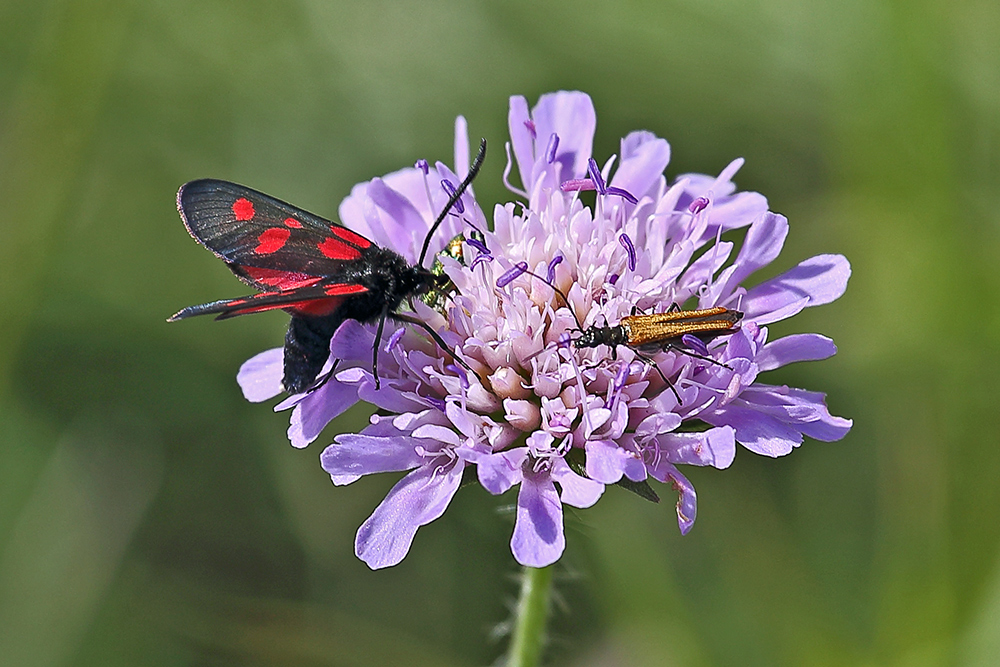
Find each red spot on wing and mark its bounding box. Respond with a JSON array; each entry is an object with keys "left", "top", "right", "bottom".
[
  {"left": 292, "top": 297, "right": 347, "bottom": 317},
  {"left": 318, "top": 236, "right": 362, "bottom": 260},
  {"left": 233, "top": 198, "right": 255, "bottom": 221},
  {"left": 255, "top": 227, "right": 291, "bottom": 254},
  {"left": 330, "top": 226, "right": 372, "bottom": 248},
  {"left": 284, "top": 217, "right": 303, "bottom": 229},
  {"left": 242, "top": 267, "right": 324, "bottom": 290},
  {"left": 323, "top": 283, "right": 368, "bottom": 296}
]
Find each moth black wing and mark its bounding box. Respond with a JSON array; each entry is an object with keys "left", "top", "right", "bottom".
[{"left": 177, "top": 179, "right": 376, "bottom": 290}]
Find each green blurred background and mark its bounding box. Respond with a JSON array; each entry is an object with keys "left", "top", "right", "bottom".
[{"left": 1, "top": 0, "right": 998, "bottom": 665}]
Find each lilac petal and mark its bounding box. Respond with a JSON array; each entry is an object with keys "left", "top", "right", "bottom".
[
  {"left": 366, "top": 178, "right": 426, "bottom": 262},
  {"left": 585, "top": 439, "right": 645, "bottom": 484},
  {"left": 610, "top": 131, "right": 670, "bottom": 201},
  {"left": 478, "top": 448, "right": 528, "bottom": 495},
  {"left": 744, "top": 254, "right": 851, "bottom": 323},
  {"left": 659, "top": 426, "right": 736, "bottom": 469},
  {"left": 287, "top": 377, "right": 361, "bottom": 448},
  {"left": 329, "top": 319, "right": 376, "bottom": 362},
  {"left": 702, "top": 403, "right": 803, "bottom": 457},
  {"left": 511, "top": 470, "right": 565, "bottom": 567},
  {"left": 716, "top": 212, "right": 788, "bottom": 297},
  {"left": 355, "top": 461, "right": 464, "bottom": 569},
  {"left": 237, "top": 348, "right": 284, "bottom": 402},
  {"left": 757, "top": 334, "right": 837, "bottom": 371},
  {"left": 453, "top": 115, "right": 470, "bottom": 178},
  {"left": 663, "top": 464, "right": 698, "bottom": 535},
  {"left": 530, "top": 91, "right": 596, "bottom": 179},
  {"left": 741, "top": 384, "right": 853, "bottom": 442},
  {"left": 508, "top": 95, "right": 535, "bottom": 191},
  {"left": 322, "top": 433, "right": 427, "bottom": 480},
  {"left": 550, "top": 457, "right": 605, "bottom": 508}
]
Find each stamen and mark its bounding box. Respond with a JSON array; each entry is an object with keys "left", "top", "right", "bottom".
[
  {"left": 557, "top": 331, "right": 573, "bottom": 349},
  {"left": 446, "top": 363, "right": 470, "bottom": 390},
  {"left": 587, "top": 158, "right": 607, "bottom": 194},
  {"left": 415, "top": 159, "right": 430, "bottom": 175},
  {"left": 425, "top": 396, "right": 446, "bottom": 411},
  {"left": 545, "top": 133, "right": 560, "bottom": 164},
  {"left": 619, "top": 234, "right": 636, "bottom": 271},
  {"left": 688, "top": 196, "right": 709, "bottom": 214},
  {"left": 470, "top": 252, "right": 493, "bottom": 270},
  {"left": 606, "top": 186, "right": 638, "bottom": 204},
  {"left": 560, "top": 178, "right": 596, "bottom": 192},
  {"left": 681, "top": 333, "right": 710, "bottom": 357},
  {"left": 497, "top": 262, "right": 528, "bottom": 288},
  {"left": 503, "top": 142, "right": 527, "bottom": 198},
  {"left": 466, "top": 236, "right": 489, "bottom": 254},
  {"left": 523, "top": 119, "right": 536, "bottom": 139},
  {"left": 441, "top": 179, "right": 464, "bottom": 214},
  {"left": 613, "top": 363, "right": 629, "bottom": 392},
  {"left": 608, "top": 273, "right": 619, "bottom": 285},
  {"left": 385, "top": 328, "right": 406, "bottom": 352},
  {"left": 546, "top": 254, "right": 563, "bottom": 283}
]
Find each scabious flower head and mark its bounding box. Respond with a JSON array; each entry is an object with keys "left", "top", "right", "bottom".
[{"left": 238, "top": 92, "right": 852, "bottom": 569}]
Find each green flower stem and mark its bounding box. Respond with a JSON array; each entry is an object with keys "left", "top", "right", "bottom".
[{"left": 507, "top": 565, "right": 555, "bottom": 667}]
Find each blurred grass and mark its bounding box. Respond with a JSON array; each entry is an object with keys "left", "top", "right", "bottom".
[{"left": 1, "top": 0, "right": 998, "bottom": 665}]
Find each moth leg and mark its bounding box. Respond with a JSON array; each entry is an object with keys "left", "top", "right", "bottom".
[
  {"left": 371, "top": 307, "right": 389, "bottom": 390},
  {"left": 390, "top": 312, "right": 474, "bottom": 375},
  {"left": 307, "top": 359, "right": 341, "bottom": 394}
]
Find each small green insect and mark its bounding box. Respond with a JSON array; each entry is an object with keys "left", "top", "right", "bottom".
[{"left": 420, "top": 231, "right": 485, "bottom": 312}]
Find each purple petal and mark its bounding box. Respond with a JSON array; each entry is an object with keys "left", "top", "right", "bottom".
[
  {"left": 585, "top": 439, "right": 645, "bottom": 484},
  {"left": 477, "top": 449, "right": 528, "bottom": 495},
  {"left": 702, "top": 403, "right": 803, "bottom": 457},
  {"left": 717, "top": 212, "right": 788, "bottom": 297},
  {"left": 744, "top": 254, "right": 851, "bottom": 324},
  {"left": 508, "top": 95, "right": 534, "bottom": 192},
  {"left": 550, "top": 457, "right": 605, "bottom": 508},
  {"left": 740, "top": 384, "right": 853, "bottom": 442},
  {"left": 663, "top": 464, "right": 698, "bottom": 535},
  {"left": 610, "top": 131, "right": 670, "bottom": 201},
  {"left": 511, "top": 470, "right": 565, "bottom": 567},
  {"left": 237, "top": 348, "right": 284, "bottom": 402},
  {"left": 757, "top": 334, "right": 837, "bottom": 371},
  {"left": 530, "top": 91, "right": 596, "bottom": 179},
  {"left": 659, "top": 426, "right": 736, "bottom": 469},
  {"left": 321, "top": 433, "right": 427, "bottom": 481},
  {"left": 287, "top": 376, "right": 361, "bottom": 448},
  {"left": 355, "top": 461, "right": 464, "bottom": 569},
  {"left": 365, "top": 178, "right": 426, "bottom": 263}
]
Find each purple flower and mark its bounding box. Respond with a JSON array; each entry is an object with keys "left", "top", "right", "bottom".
[{"left": 238, "top": 92, "right": 851, "bottom": 569}]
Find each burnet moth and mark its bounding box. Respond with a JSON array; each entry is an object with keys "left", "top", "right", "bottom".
[
  {"left": 169, "top": 139, "right": 487, "bottom": 393},
  {"left": 510, "top": 263, "right": 743, "bottom": 402}
]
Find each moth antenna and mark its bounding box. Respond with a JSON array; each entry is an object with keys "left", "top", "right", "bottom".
[{"left": 418, "top": 138, "right": 487, "bottom": 268}]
